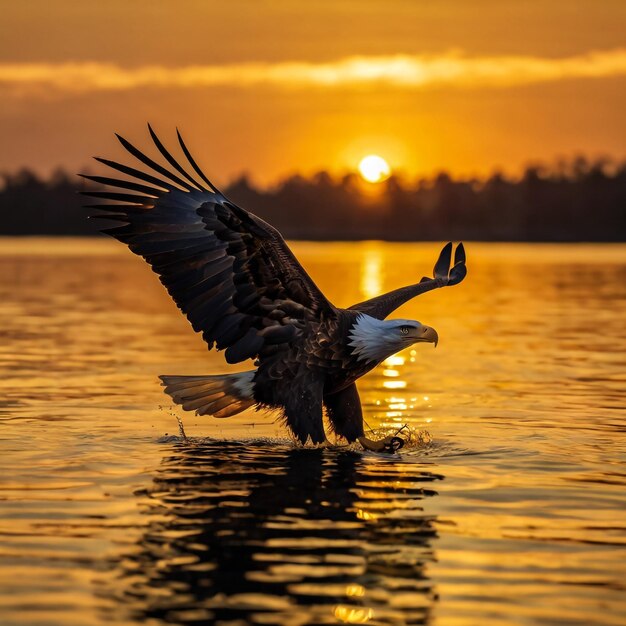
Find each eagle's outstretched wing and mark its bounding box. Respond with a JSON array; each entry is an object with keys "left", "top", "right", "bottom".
[
  {"left": 348, "top": 242, "right": 466, "bottom": 320},
  {"left": 82, "top": 125, "right": 335, "bottom": 364}
]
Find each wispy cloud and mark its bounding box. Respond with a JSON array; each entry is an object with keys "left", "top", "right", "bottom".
[{"left": 1, "top": 49, "right": 626, "bottom": 94}]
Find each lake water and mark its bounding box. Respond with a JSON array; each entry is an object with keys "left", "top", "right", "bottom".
[{"left": 0, "top": 239, "right": 625, "bottom": 626}]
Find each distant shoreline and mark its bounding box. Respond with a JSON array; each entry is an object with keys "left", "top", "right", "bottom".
[{"left": 2, "top": 158, "right": 625, "bottom": 241}]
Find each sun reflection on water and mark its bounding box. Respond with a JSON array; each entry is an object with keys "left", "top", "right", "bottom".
[
  {"left": 382, "top": 380, "right": 406, "bottom": 389},
  {"left": 370, "top": 353, "right": 437, "bottom": 437},
  {"left": 345, "top": 583, "right": 366, "bottom": 598},
  {"left": 383, "top": 355, "right": 405, "bottom": 366},
  {"left": 333, "top": 605, "right": 373, "bottom": 623},
  {"left": 360, "top": 246, "right": 383, "bottom": 299}
]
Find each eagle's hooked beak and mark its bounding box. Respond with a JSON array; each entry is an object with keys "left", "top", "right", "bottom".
[{"left": 415, "top": 325, "right": 439, "bottom": 347}]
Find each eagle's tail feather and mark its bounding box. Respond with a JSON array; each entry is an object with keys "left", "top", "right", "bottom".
[{"left": 159, "top": 371, "right": 256, "bottom": 418}]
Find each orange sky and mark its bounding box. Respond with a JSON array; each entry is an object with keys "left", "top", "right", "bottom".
[{"left": 1, "top": 1, "right": 625, "bottom": 184}]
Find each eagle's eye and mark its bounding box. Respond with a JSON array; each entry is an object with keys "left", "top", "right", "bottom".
[{"left": 400, "top": 326, "right": 410, "bottom": 335}]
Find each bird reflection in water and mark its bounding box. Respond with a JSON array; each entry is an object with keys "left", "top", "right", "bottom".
[{"left": 112, "top": 441, "right": 442, "bottom": 625}]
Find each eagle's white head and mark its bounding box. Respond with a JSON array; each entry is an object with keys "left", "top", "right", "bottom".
[{"left": 348, "top": 314, "right": 439, "bottom": 363}]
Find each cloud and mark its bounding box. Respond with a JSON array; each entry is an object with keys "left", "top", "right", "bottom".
[{"left": 1, "top": 49, "right": 626, "bottom": 94}]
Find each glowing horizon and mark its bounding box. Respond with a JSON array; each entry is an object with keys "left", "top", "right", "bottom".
[{"left": 1, "top": 2, "right": 625, "bottom": 185}]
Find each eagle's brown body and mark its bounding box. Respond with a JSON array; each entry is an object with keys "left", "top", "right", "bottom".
[{"left": 253, "top": 309, "right": 369, "bottom": 442}]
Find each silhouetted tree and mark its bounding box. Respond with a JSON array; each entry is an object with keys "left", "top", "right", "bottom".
[{"left": 1, "top": 158, "right": 624, "bottom": 241}]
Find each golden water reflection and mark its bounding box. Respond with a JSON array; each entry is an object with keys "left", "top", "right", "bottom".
[
  {"left": 359, "top": 244, "right": 384, "bottom": 300},
  {"left": 334, "top": 604, "right": 373, "bottom": 623},
  {"left": 0, "top": 241, "right": 625, "bottom": 625}
]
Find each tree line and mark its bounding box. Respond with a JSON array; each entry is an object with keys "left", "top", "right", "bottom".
[{"left": 1, "top": 157, "right": 624, "bottom": 241}]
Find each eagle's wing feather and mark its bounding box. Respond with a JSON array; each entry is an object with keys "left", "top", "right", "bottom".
[
  {"left": 348, "top": 242, "right": 466, "bottom": 320},
  {"left": 82, "top": 125, "right": 335, "bottom": 364}
]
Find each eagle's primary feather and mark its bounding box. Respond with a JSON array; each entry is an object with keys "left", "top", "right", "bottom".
[{"left": 82, "top": 125, "right": 467, "bottom": 447}]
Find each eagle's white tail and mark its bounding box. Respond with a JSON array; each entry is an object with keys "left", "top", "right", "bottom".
[{"left": 159, "top": 371, "right": 256, "bottom": 418}]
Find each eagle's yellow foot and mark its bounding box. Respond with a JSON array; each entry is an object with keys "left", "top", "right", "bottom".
[{"left": 358, "top": 435, "right": 405, "bottom": 454}]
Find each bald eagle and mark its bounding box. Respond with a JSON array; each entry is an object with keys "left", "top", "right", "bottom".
[{"left": 82, "top": 126, "right": 466, "bottom": 452}]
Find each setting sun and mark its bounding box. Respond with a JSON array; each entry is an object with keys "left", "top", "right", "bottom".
[{"left": 358, "top": 155, "right": 391, "bottom": 183}]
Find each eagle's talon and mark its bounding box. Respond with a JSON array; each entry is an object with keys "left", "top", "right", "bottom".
[
  {"left": 385, "top": 436, "right": 405, "bottom": 452},
  {"left": 358, "top": 435, "right": 405, "bottom": 454}
]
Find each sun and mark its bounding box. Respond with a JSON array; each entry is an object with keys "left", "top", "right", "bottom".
[{"left": 358, "top": 155, "right": 391, "bottom": 183}]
